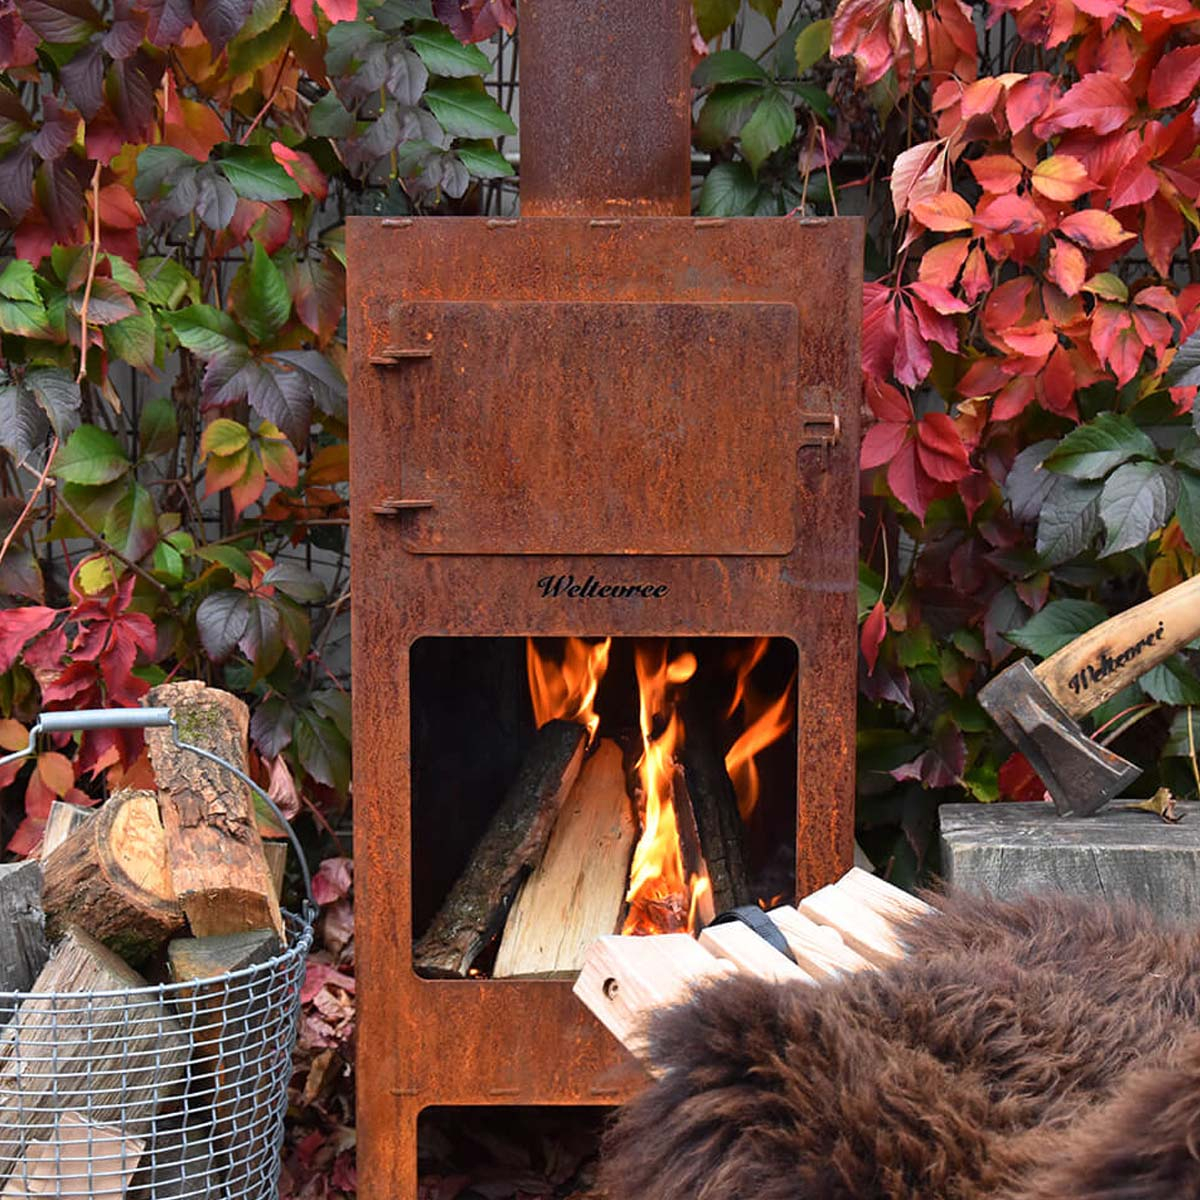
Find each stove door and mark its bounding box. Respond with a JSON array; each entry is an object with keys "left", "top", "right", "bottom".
[{"left": 378, "top": 300, "right": 800, "bottom": 556}]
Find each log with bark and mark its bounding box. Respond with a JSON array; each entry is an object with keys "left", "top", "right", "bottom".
[
  {"left": 0, "top": 928, "right": 188, "bottom": 1181},
  {"left": 145, "top": 682, "right": 284, "bottom": 942},
  {"left": 0, "top": 862, "right": 47, "bottom": 1002},
  {"left": 493, "top": 739, "right": 635, "bottom": 978},
  {"left": 413, "top": 719, "right": 588, "bottom": 977},
  {"left": 41, "top": 790, "right": 183, "bottom": 965},
  {"left": 680, "top": 729, "right": 750, "bottom": 914}
]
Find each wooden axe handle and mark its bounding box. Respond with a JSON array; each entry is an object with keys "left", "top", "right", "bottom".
[{"left": 1035, "top": 573, "right": 1200, "bottom": 718}]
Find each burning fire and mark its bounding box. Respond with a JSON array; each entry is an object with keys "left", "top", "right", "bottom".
[
  {"left": 526, "top": 637, "right": 611, "bottom": 743},
  {"left": 622, "top": 642, "right": 711, "bottom": 935},
  {"left": 525, "top": 637, "right": 795, "bottom": 937},
  {"left": 725, "top": 645, "right": 796, "bottom": 820}
]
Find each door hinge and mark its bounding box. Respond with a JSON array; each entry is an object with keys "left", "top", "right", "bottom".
[{"left": 799, "top": 412, "right": 841, "bottom": 464}]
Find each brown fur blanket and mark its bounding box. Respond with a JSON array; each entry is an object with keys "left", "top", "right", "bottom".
[{"left": 599, "top": 889, "right": 1200, "bottom": 1200}]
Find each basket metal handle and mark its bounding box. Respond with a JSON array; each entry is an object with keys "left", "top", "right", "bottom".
[{"left": 1, "top": 707, "right": 317, "bottom": 921}]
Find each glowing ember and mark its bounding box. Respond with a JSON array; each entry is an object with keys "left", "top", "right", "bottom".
[
  {"left": 526, "top": 637, "right": 612, "bottom": 743},
  {"left": 725, "top": 661, "right": 796, "bottom": 821},
  {"left": 622, "top": 642, "right": 712, "bottom": 935}
]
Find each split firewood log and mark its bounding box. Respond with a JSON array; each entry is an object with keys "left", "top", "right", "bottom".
[
  {"left": 0, "top": 928, "right": 189, "bottom": 1182},
  {"left": 1, "top": 1113, "right": 143, "bottom": 1199},
  {"left": 414, "top": 719, "right": 587, "bottom": 977},
  {"left": 41, "top": 790, "right": 183, "bottom": 965},
  {"left": 145, "top": 682, "right": 284, "bottom": 942},
  {"left": 0, "top": 862, "right": 48, "bottom": 1003},
  {"left": 494, "top": 739, "right": 635, "bottom": 977},
  {"left": 681, "top": 732, "right": 750, "bottom": 913},
  {"left": 39, "top": 801, "right": 91, "bottom": 861}
]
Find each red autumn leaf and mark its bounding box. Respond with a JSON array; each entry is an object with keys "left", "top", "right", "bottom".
[
  {"left": 862, "top": 282, "right": 898, "bottom": 380},
  {"left": 293, "top": 0, "right": 356, "bottom": 36},
  {"left": 973, "top": 191, "right": 1043, "bottom": 235},
  {"left": 163, "top": 76, "right": 226, "bottom": 160},
  {"left": 998, "top": 751, "right": 1047, "bottom": 802},
  {"left": 992, "top": 373, "right": 1036, "bottom": 421},
  {"left": 1040, "top": 344, "right": 1080, "bottom": 419},
  {"left": 312, "top": 856, "right": 354, "bottom": 906},
  {"left": 861, "top": 420, "right": 908, "bottom": 469},
  {"left": 1148, "top": 44, "right": 1200, "bottom": 110},
  {"left": 915, "top": 412, "right": 971, "bottom": 482},
  {"left": 909, "top": 280, "right": 970, "bottom": 314},
  {"left": 1047, "top": 238, "right": 1087, "bottom": 297},
  {"left": 960, "top": 76, "right": 1004, "bottom": 119},
  {"left": 910, "top": 190, "right": 973, "bottom": 231},
  {"left": 0, "top": 606, "right": 60, "bottom": 673},
  {"left": 1031, "top": 155, "right": 1091, "bottom": 202},
  {"left": 1058, "top": 209, "right": 1135, "bottom": 250},
  {"left": 866, "top": 378, "right": 912, "bottom": 424},
  {"left": 433, "top": 0, "right": 515, "bottom": 44},
  {"left": 891, "top": 139, "right": 949, "bottom": 221},
  {"left": 36, "top": 751, "right": 74, "bottom": 797},
  {"left": 909, "top": 294, "right": 958, "bottom": 353},
  {"left": 1051, "top": 72, "right": 1136, "bottom": 136},
  {"left": 1091, "top": 302, "right": 1142, "bottom": 385},
  {"left": 1109, "top": 160, "right": 1159, "bottom": 209},
  {"left": 894, "top": 300, "right": 932, "bottom": 387},
  {"left": 272, "top": 142, "right": 328, "bottom": 202},
  {"left": 919, "top": 236, "right": 971, "bottom": 288},
  {"left": 1143, "top": 192, "right": 1183, "bottom": 277},
  {"left": 1006, "top": 72, "right": 1055, "bottom": 133},
  {"left": 968, "top": 154, "right": 1023, "bottom": 193},
  {"left": 961, "top": 245, "right": 991, "bottom": 303},
  {"left": 886, "top": 439, "right": 941, "bottom": 522},
  {"left": 860, "top": 599, "right": 887, "bottom": 675}
]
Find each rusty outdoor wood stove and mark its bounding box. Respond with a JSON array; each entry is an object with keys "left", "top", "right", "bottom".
[{"left": 348, "top": 2, "right": 863, "bottom": 1192}]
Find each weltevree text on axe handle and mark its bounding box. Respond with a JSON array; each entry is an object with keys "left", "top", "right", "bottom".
[{"left": 1034, "top": 572, "right": 1200, "bottom": 720}]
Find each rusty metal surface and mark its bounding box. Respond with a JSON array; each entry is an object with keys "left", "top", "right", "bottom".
[
  {"left": 378, "top": 300, "right": 799, "bottom": 555},
  {"left": 519, "top": 0, "right": 692, "bottom": 217},
  {"left": 348, "top": 215, "right": 863, "bottom": 1199}
]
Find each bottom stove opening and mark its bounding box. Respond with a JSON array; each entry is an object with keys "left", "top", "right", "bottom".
[
  {"left": 411, "top": 637, "right": 799, "bottom": 980},
  {"left": 418, "top": 1105, "right": 612, "bottom": 1198}
]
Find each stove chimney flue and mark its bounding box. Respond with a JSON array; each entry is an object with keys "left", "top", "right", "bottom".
[{"left": 518, "top": 0, "right": 693, "bottom": 217}]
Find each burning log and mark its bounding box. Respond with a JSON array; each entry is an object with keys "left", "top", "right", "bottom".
[
  {"left": 414, "top": 719, "right": 588, "bottom": 977},
  {"left": 41, "top": 790, "right": 184, "bottom": 966},
  {"left": 494, "top": 739, "right": 635, "bottom": 978},
  {"left": 145, "top": 682, "right": 284, "bottom": 942}
]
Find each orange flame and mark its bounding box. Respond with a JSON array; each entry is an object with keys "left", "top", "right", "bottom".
[
  {"left": 526, "top": 638, "right": 612, "bottom": 743},
  {"left": 622, "top": 643, "right": 712, "bottom": 935},
  {"left": 725, "top": 669, "right": 796, "bottom": 820},
  {"left": 726, "top": 637, "right": 769, "bottom": 718}
]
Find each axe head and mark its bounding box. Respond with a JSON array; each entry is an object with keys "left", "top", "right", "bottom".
[{"left": 978, "top": 658, "right": 1141, "bottom": 817}]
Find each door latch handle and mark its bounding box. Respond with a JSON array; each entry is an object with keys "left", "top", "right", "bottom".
[
  {"left": 372, "top": 497, "right": 435, "bottom": 516},
  {"left": 798, "top": 412, "right": 840, "bottom": 467},
  {"left": 368, "top": 346, "right": 433, "bottom": 366}
]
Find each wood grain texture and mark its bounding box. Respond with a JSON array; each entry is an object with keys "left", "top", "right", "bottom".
[
  {"left": 940, "top": 801, "right": 1200, "bottom": 922},
  {"left": 0, "top": 928, "right": 188, "bottom": 1179},
  {"left": 38, "top": 803, "right": 91, "bottom": 862},
  {"left": 1036, "top": 573, "right": 1200, "bottom": 717},
  {"left": 0, "top": 862, "right": 47, "bottom": 1000},
  {"left": 494, "top": 739, "right": 635, "bottom": 978},
  {"left": 698, "top": 922, "right": 813, "bottom": 983},
  {"left": 145, "top": 682, "right": 284, "bottom": 941},
  {"left": 413, "top": 719, "right": 587, "bottom": 977},
  {"left": 2, "top": 1112, "right": 142, "bottom": 1199},
  {"left": 41, "top": 791, "right": 183, "bottom": 965}
]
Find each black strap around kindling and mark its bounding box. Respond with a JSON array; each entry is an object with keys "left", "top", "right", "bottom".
[{"left": 709, "top": 905, "right": 796, "bottom": 963}]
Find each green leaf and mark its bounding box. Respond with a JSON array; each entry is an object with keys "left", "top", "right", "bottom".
[
  {"left": 1044, "top": 411, "right": 1158, "bottom": 479},
  {"left": 134, "top": 146, "right": 194, "bottom": 201},
  {"left": 1083, "top": 273, "right": 1128, "bottom": 302},
  {"left": 152, "top": 540, "right": 185, "bottom": 584},
  {"left": 455, "top": 141, "right": 514, "bottom": 179},
  {"left": 0, "top": 292, "right": 51, "bottom": 338},
  {"left": 262, "top": 561, "right": 326, "bottom": 603},
  {"left": 216, "top": 144, "right": 303, "bottom": 201},
  {"left": 105, "top": 311, "right": 157, "bottom": 371},
  {"left": 695, "top": 83, "right": 763, "bottom": 150},
  {"left": 196, "top": 588, "right": 250, "bottom": 660},
  {"left": 103, "top": 480, "right": 157, "bottom": 561},
  {"left": 140, "top": 257, "right": 198, "bottom": 310},
  {"left": 195, "top": 542, "right": 254, "bottom": 580},
  {"left": 0, "top": 260, "right": 40, "bottom": 304},
  {"left": 294, "top": 710, "right": 351, "bottom": 792},
  {"left": 1099, "top": 461, "right": 1176, "bottom": 556},
  {"left": 408, "top": 24, "right": 491, "bottom": 77},
  {"left": 1036, "top": 476, "right": 1102, "bottom": 565},
  {"left": 138, "top": 396, "right": 178, "bottom": 459},
  {"left": 1170, "top": 326, "right": 1200, "bottom": 389},
  {"left": 234, "top": 242, "right": 292, "bottom": 344},
  {"left": 166, "top": 305, "right": 247, "bottom": 360},
  {"left": 1164, "top": 707, "right": 1200, "bottom": 757},
  {"left": 693, "top": 49, "right": 768, "bottom": 86},
  {"left": 794, "top": 18, "right": 832, "bottom": 73},
  {"left": 1141, "top": 657, "right": 1200, "bottom": 706},
  {"left": 791, "top": 81, "right": 833, "bottom": 121},
  {"left": 424, "top": 81, "right": 516, "bottom": 138},
  {"left": 309, "top": 92, "right": 357, "bottom": 138},
  {"left": 749, "top": 0, "right": 780, "bottom": 22},
  {"left": 200, "top": 417, "right": 251, "bottom": 458},
  {"left": 1007, "top": 599, "right": 1109, "bottom": 657},
  {"left": 699, "top": 160, "right": 760, "bottom": 216},
  {"left": 54, "top": 424, "right": 129, "bottom": 486},
  {"left": 740, "top": 87, "right": 796, "bottom": 172},
  {"left": 694, "top": 0, "right": 740, "bottom": 41},
  {"left": 1177, "top": 468, "right": 1200, "bottom": 551}
]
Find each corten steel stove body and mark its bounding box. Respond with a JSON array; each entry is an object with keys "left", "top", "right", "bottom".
[{"left": 348, "top": 4, "right": 861, "bottom": 1194}]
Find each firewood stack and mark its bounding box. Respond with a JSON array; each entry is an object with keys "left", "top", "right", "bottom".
[
  {"left": 0, "top": 682, "right": 288, "bottom": 1198},
  {"left": 574, "top": 868, "right": 934, "bottom": 1052}
]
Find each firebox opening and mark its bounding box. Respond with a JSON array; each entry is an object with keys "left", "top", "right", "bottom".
[
  {"left": 417, "top": 1105, "right": 613, "bottom": 1197},
  {"left": 411, "top": 637, "right": 799, "bottom": 981}
]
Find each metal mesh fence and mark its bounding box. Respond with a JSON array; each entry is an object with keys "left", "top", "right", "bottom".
[{"left": 0, "top": 913, "right": 312, "bottom": 1199}]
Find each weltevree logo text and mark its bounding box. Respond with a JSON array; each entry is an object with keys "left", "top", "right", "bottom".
[{"left": 537, "top": 574, "right": 668, "bottom": 599}]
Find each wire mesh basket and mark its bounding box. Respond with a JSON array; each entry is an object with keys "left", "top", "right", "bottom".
[{"left": 0, "top": 707, "right": 316, "bottom": 1199}]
